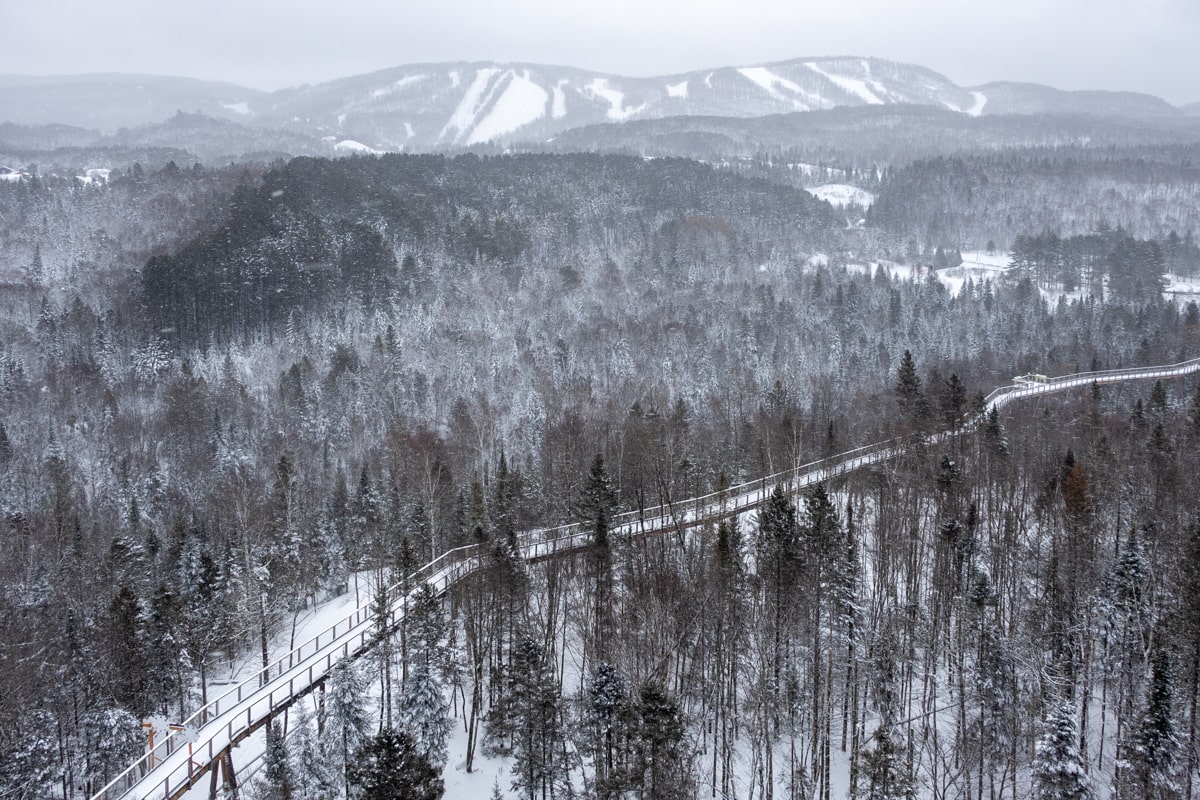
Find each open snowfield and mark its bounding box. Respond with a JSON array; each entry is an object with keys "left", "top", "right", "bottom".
[
  {"left": 805, "top": 183, "right": 876, "bottom": 208},
  {"left": 1165, "top": 274, "right": 1200, "bottom": 301},
  {"left": 805, "top": 60, "right": 885, "bottom": 105},
  {"left": 466, "top": 71, "right": 549, "bottom": 145},
  {"left": 333, "top": 140, "right": 382, "bottom": 155}
]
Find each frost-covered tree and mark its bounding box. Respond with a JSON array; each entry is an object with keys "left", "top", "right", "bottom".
[
  {"left": 348, "top": 728, "right": 442, "bottom": 800},
  {"left": 587, "top": 661, "right": 630, "bottom": 794},
  {"left": 632, "top": 682, "right": 689, "bottom": 800},
  {"left": 256, "top": 722, "right": 295, "bottom": 800},
  {"left": 1032, "top": 701, "right": 1094, "bottom": 800},
  {"left": 79, "top": 705, "right": 141, "bottom": 793},
  {"left": 397, "top": 660, "right": 451, "bottom": 770},
  {"left": 289, "top": 701, "right": 336, "bottom": 800},
  {"left": 1124, "top": 647, "right": 1181, "bottom": 800},
  {"left": 322, "top": 660, "right": 373, "bottom": 798},
  {"left": 507, "top": 636, "right": 569, "bottom": 800},
  {"left": 575, "top": 453, "right": 617, "bottom": 548}
]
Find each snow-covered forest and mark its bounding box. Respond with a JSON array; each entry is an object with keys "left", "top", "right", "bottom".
[{"left": 1, "top": 144, "right": 1199, "bottom": 800}]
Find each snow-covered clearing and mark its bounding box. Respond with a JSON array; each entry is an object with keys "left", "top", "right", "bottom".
[
  {"left": 220, "top": 101, "right": 252, "bottom": 116},
  {"left": 666, "top": 79, "right": 688, "bottom": 98},
  {"left": 334, "top": 140, "right": 381, "bottom": 155},
  {"left": 76, "top": 168, "right": 111, "bottom": 186},
  {"left": 551, "top": 80, "right": 568, "bottom": 119},
  {"left": 805, "top": 183, "right": 875, "bottom": 208},
  {"left": 585, "top": 78, "right": 646, "bottom": 121},
  {"left": 466, "top": 71, "right": 548, "bottom": 144},
  {"left": 967, "top": 90, "right": 988, "bottom": 116},
  {"left": 371, "top": 74, "right": 429, "bottom": 99},
  {"left": 805, "top": 60, "right": 884, "bottom": 105},
  {"left": 1165, "top": 274, "right": 1200, "bottom": 301}
]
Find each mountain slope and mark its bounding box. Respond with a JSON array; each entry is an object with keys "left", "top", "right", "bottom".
[{"left": 254, "top": 56, "right": 976, "bottom": 149}]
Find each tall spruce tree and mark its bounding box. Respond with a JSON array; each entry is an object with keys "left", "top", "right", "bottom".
[{"left": 1032, "top": 701, "right": 1094, "bottom": 800}]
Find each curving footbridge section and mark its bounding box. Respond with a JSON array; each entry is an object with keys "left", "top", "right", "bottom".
[{"left": 92, "top": 356, "right": 1200, "bottom": 800}]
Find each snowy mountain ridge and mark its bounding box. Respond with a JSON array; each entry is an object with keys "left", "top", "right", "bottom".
[
  {"left": 252, "top": 56, "right": 978, "bottom": 150},
  {"left": 2, "top": 56, "right": 1186, "bottom": 152}
]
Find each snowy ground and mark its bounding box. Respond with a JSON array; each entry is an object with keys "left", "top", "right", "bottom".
[
  {"left": 1165, "top": 274, "right": 1200, "bottom": 301},
  {"left": 805, "top": 183, "right": 875, "bottom": 209},
  {"left": 829, "top": 250, "right": 1196, "bottom": 309}
]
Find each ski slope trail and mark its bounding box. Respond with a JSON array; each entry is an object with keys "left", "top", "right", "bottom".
[{"left": 93, "top": 355, "right": 1200, "bottom": 800}]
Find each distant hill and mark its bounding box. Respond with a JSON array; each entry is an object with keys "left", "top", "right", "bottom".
[
  {"left": 540, "top": 105, "right": 1200, "bottom": 164},
  {"left": 972, "top": 82, "right": 1180, "bottom": 118}
]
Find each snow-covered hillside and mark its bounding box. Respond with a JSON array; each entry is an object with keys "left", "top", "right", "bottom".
[{"left": 253, "top": 57, "right": 976, "bottom": 149}]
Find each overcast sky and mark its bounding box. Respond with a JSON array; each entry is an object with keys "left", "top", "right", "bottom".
[{"left": 5, "top": 0, "right": 1198, "bottom": 104}]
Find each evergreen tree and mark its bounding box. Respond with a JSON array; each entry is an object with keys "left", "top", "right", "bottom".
[
  {"left": 106, "top": 584, "right": 147, "bottom": 714},
  {"left": 1032, "top": 701, "right": 1094, "bottom": 800},
  {"left": 348, "top": 728, "right": 443, "bottom": 800},
  {"left": 397, "top": 660, "right": 451, "bottom": 770},
  {"left": 895, "top": 350, "right": 930, "bottom": 429},
  {"left": 290, "top": 701, "right": 336, "bottom": 800},
  {"left": 632, "top": 682, "right": 689, "bottom": 800},
  {"left": 322, "top": 661, "right": 373, "bottom": 798},
  {"left": 576, "top": 453, "right": 618, "bottom": 548},
  {"left": 508, "top": 637, "right": 568, "bottom": 800},
  {"left": 0, "top": 421, "right": 11, "bottom": 468},
  {"left": 587, "top": 661, "right": 630, "bottom": 794},
  {"left": 1125, "top": 647, "right": 1181, "bottom": 800},
  {"left": 862, "top": 619, "right": 913, "bottom": 800},
  {"left": 406, "top": 583, "right": 448, "bottom": 677},
  {"left": 257, "top": 722, "right": 295, "bottom": 800}
]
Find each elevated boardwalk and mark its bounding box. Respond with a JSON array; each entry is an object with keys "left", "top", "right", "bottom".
[{"left": 93, "top": 356, "right": 1200, "bottom": 800}]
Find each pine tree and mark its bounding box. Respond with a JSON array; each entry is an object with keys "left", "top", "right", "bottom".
[
  {"left": 1125, "top": 647, "right": 1181, "bottom": 800},
  {"left": 1032, "top": 701, "right": 1094, "bottom": 800},
  {"left": 895, "top": 350, "right": 928, "bottom": 428},
  {"left": 78, "top": 705, "right": 141, "bottom": 792},
  {"left": 397, "top": 660, "right": 451, "bottom": 770},
  {"left": 632, "top": 682, "right": 689, "bottom": 800},
  {"left": 576, "top": 453, "right": 618, "bottom": 548},
  {"left": 406, "top": 583, "right": 448, "bottom": 676},
  {"left": 0, "top": 420, "right": 11, "bottom": 467},
  {"left": 106, "top": 584, "right": 147, "bottom": 714},
  {"left": 508, "top": 636, "right": 568, "bottom": 800},
  {"left": 862, "top": 618, "right": 913, "bottom": 800},
  {"left": 983, "top": 407, "right": 1008, "bottom": 456},
  {"left": 939, "top": 372, "right": 967, "bottom": 427},
  {"left": 257, "top": 722, "right": 295, "bottom": 800},
  {"left": 290, "top": 701, "right": 336, "bottom": 800},
  {"left": 348, "top": 728, "right": 443, "bottom": 800},
  {"left": 322, "top": 660, "right": 372, "bottom": 798},
  {"left": 588, "top": 661, "right": 630, "bottom": 793}
]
